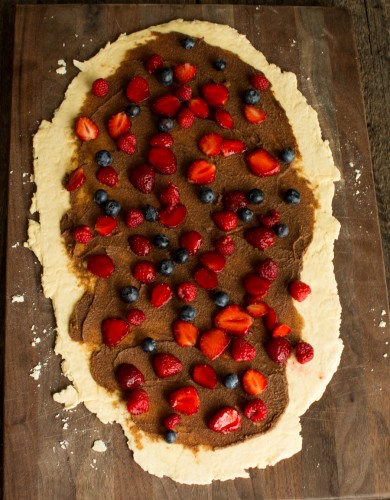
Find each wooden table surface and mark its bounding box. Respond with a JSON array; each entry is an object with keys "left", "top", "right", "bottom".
[{"left": 1, "top": 2, "right": 390, "bottom": 499}]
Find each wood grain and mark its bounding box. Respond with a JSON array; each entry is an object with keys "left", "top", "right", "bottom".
[{"left": 3, "top": 4, "right": 390, "bottom": 499}]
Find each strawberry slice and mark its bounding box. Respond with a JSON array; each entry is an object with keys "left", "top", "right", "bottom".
[
  {"left": 201, "top": 83, "right": 229, "bottom": 108},
  {"left": 151, "top": 94, "right": 181, "bottom": 117},
  {"left": 187, "top": 160, "right": 216, "bottom": 184},
  {"left": 242, "top": 369, "right": 267, "bottom": 395},
  {"left": 199, "top": 328, "right": 230, "bottom": 360},
  {"left": 243, "top": 273, "right": 271, "bottom": 297},
  {"left": 173, "top": 319, "right": 199, "bottom": 347},
  {"left": 75, "top": 116, "right": 98, "bottom": 141},
  {"left": 272, "top": 323, "right": 291, "bottom": 337},
  {"left": 152, "top": 353, "right": 183, "bottom": 378},
  {"left": 126, "top": 76, "right": 150, "bottom": 103},
  {"left": 65, "top": 166, "right": 86, "bottom": 191},
  {"left": 173, "top": 62, "right": 197, "bottom": 83},
  {"left": 101, "top": 318, "right": 129, "bottom": 347},
  {"left": 158, "top": 204, "right": 187, "bottom": 228},
  {"left": 231, "top": 338, "right": 256, "bottom": 362},
  {"left": 198, "top": 133, "right": 223, "bottom": 156},
  {"left": 149, "top": 132, "right": 174, "bottom": 148},
  {"left": 179, "top": 230, "right": 202, "bottom": 255},
  {"left": 199, "top": 251, "right": 226, "bottom": 273},
  {"left": 214, "top": 305, "right": 253, "bottom": 336},
  {"left": 159, "top": 182, "right": 180, "bottom": 207},
  {"left": 220, "top": 140, "right": 247, "bottom": 158},
  {"left": 245, "top": 227, "right": 275, "bottom": 250},
  {"left": 150, "top": 283, "right": 173, "bottom": 308},
  {"left": 148, "top": 147, "right": 177, "bottom": 175},
  {"left": 94, "top": 215, "right": 118, "bottom": 236},
  {"left": 194, "top": 268, "right": 218, "bottom": 290},
  {"left": 215, "top": 109, "right": 234, "bottom": 129},
  {"left": 127, "top": 388, "right": 149, "bottom": 415},
  {"left": 108, "top": 112, "right": 131, "bottom": 139},
  {"left": 211, "top": 211, "right": 238, "bottom": 232},
  {"left": 243, "top": 399, "right": 267, "bottom": 422},
  {"left": 209, "top": 407, "right": 241, "bottom": 434},
  {"left": 263, "top": 306, "right": 277, "bottom": 332},
  {"left": 188, "top": 97, "right": 209, "bottom": 119},
  {"left": 244, "top": 105, "right": 266, "bottom": 124},
  {"left": 168, "top": 386, "right": 200, "bottom": 415},
  {"left": 192, "top": 364, "right": 217, "bottom": 389},
  {"left": 87, "top": 254, "right": 115, "bottom": 278},
  {"left": 129, "top": 164, "right": 155, "bottom": 194},
  {"left": 247, "top": 149, "right": 280, "bottom": 177},
  {"left": 246, "top": 301, "right": 269, "bottom": 318}
]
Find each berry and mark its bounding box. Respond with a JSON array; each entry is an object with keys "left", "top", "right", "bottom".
[
  {"left": 65, "top": 167, "right": 86, "bottom": 191},
  {"left": 199, "top": 328, "right": 230, "bottom": 360},
  {"left": 95, "top": 150, "right": 112, "bottom": 167},
  {"left": 242, "top": 369, "right": 267, "bottom": 395},
  {"left": 145, "top": 54, "right": 164, "bottom": 74},
  {"left": 151, "top": 283, "right": 173, "bottom": 308},
  {"left": 156, "top": 67, "right": 174, "bottom": 86},
  {"left": 200, "top": 251, "right": 226, "bottom": 272},
  {"left": 182, "top": 37, "right": 195, "bottom": 49},
  {"left": 231, "top": 338, "right": 256, "bottom": 362},
  {"left": 117, "top": 133, "right": 137, "bottom": 155},
  {"left": 214, "top": 291, "right": 229, "bottom": 307},
  {"left": 148, "top": 147, "right": 177, "bottom": 175},
  {"left": 149, "top": 132, "right": 174, "bottom": 148},
  {"left": 243, "top": 273, "right": 271, "bottom": 297},
  {"left": 266, "top": 337, "right": 292, "bottom": 364},
  {"left": 209, "top": 407, "right": 241, "bottom": 434},
  {"left": 174, "top": 85, "right": 192, "bottom": 101},
  {"left": 152, "top": 94, "right": 181, "bottom": 117},
  {"left": 220, "top": 140, "right": 247, "bottom": 157},
  {"left": 192, "top": 364, "right": 217, "bottom": 389},
  {"left": 250, "top": 74, "right": 270, "bottom": 91},
  {"left": 173, "top": 248, "right": 189, "bottom": 264},
  {"left": 125, "top": 104, "right": 140, "bottom": 118},
  {"left": 128, "top": 234, "right": 151, "bottom": 256},
  {"left": 177, "top": 108, "right": 195, "bottom": 128},
  {"left": 153, "top": 353, "right": 183, "bottom": 378},
  {"left": 95, "top": 216, "right": 118, "bottom": 236},
  {"left": 179, "top": 305, "right": 197, "bottom": 322},
  {"left": 163, "top": 413, "right": 181, "bottom": 430},
  {"left": 165, "top": 430, "right": 177, "bottom": 444},
  {"left": 75, "top": 116, "right": 98, "bottom": 141},
  {"left": 200, "top": 187, "right": 216, "bottom": 204},
  {"left": 94, "top": 189, "right": 108, "bottom": 205},
  {"left": 141, "top": 337, "right": 157, "bottom": 353},
  {"left": 215, "top": 235, "right": 235, "bottom": 255},
  {"left": 158, "top": 204, "right": 187, "bottom": 228},
  {"left": 116, "top": 363, "right": 145, "bottom": 390},
  {"left": 274, "top": 223, "right": 289, "bottom": 238},
  {"left": 72, "top": 225, "right": 93, "bottom": 244},
  {"left": 126, "top": 309, "right": 146, "bottom": 326},
  {"left": 158, "top": 118, "right": 174, "bottom": 133},
  {"left": 125, "top": 208, "right": 144, "bottom": 228},
  {"left": 259, "top": 209, "right": 280, "bottom": 228},
  {"left": 96, "top": 166, "right": 119, "bottom": 187},
  {"left": 215, "top": 108, "right": 234, "bottom": 129},
  {"left": 104, "top": 199, "right": 121, "bottom": 217},
  {"left": 144, "top": 204, "right": 158, "bottom": 222},
  {"left": 187, "top": 160, "right": 216, "bottom": 184},
  {"left": 214, "top": 58, "right": 227, "bottom": 71},
  {"left": 272, "top": 324, "right": 292, "bottom": 337},
  {"left": 168, "top": 386, "right": 200, "bottom": 415},
  {"left": 295, "top": 342, "right": 314, "bottom": 364},
  {"left": 132, "top": 260, "right": 157, "bottom": 284},
  {"left": 247, "top": 188, "right": 265, "bottom": 204},
  {"left": 289, "top": 280, "right": 311, "bottom": 302},
  {"left": 126, "top": 76, "right": 150, "bottom": 103},
  {"left": 256, "top": 258, "right": 278, "bottom": 281},
  {"left": 158, "top": 259, "right": 175, "bottom": 276},
  {"left": 245, "top": 227, "right": 276, "bottom": 250},
  {"left": 243, "top": 88, "right": 260, "bottom": 105},
  {"left": 107, "top": 112, "right": 131, "bottom": 139},
  {"left": 173, "top": 62, "right": 197, "bottom": 84},
  {"left": 188, "top": 97, "right": 209, "bottom": 119},
  {"left": 153, "top": 234, "right": 169, "bottom": 249},
  {"left": 87, "top": 254, "right": 114, "bottom": 278},
  {"left": 223, "top": 373, "right": 239, "bottom": 389},
  {"left": 127, "top": 388, "right": 149, "bottom": 415},
  {"left": 238, "top": 207, "right": 254, "bottom": 222},
  {"left": 173, "top": 319, "right": 199, "bottom": 346},
  {"left": 194, "top": 268, "right": 218, "bottom": 290},
  {"left": 243, "top": 399, "right": 267, "bottom": 422},
  {"left": 92, "top": 78, "right": 109, "bottom": 97},
  {"left": 202, "top": 83, "right": 229, "bottom": 108},
  {"left": 244, "top": 105, "right": 266, "bottom": 124},
  {"left": 120, "top": 286, "right": 139, "bottom": 304},
  {"left": 198, "top": 132, "right": 223, "bottom": 157},
  {"left": 247, "top": 149, "right": 280, "bottom": 177},
  {"left": 176, "top": 282, "right": 197, "bottom": 303},
  {"left": 280, "top": 147, "right": 295, "bottom": 163},
  {"left": 214, "top": 305, "right": 253, "bottom": 336},
  {"left": 284, "top": 188, "right": 301, "bottom": 205},
  {"left": 224, "top": 190, "right": 248, "bottom": 212},
  {"left": 129, "top": 164, "right": 155, "bottom": 194},
  {"left": 263, "top": 307, "right": 278, "bottom": 332},
  {"left": 180, "top": 230, "right": 202, "bottom": 255},
  {"left": 212, "top": 211, "right": 238, "bottom": 232},
  {"left": 101, "top": 318, "right": 129, "bottom": 347},
  {"left": 246, "top": 301, "right": 269, "bottom": 318}
]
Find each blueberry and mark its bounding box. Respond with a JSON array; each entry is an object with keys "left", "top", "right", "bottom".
[
  {"left": 247, "top": 188, "right": 265, "bottom": 205},
  {"left": 173, "top": 248, "right": 189, "bottom": 264},
  {"left": 280, "top": 147, "right": 295, "bottom": 163},
  {"left": 165, "top": 430, "right": 177, "bottom": 443},
  {"left": 238, "top": 207, "right": 254, "bottom": 223},
  {"left": 158, "top": 259, "right": 174, "bottom": 276},
  {"left": 200, "top": 187, "right": 216, "bottom": 204},
  {"left": 274, "top": 223, "right": 289, "bottom": 238},
  {"left": 284, "top": 189, "right": 301, "bottom": 205},
  {"left": 156, "top": 67, "right": 173, "bottom": 86},
  {"left": 125, "top": 104, "right": 140, "bottom": 118},
  {"left": 120, "top": 286, "right": 139, "bottom": 304},
  {"left": 158, "top": 117, "right": 174, "bottom": 133},
  {"left": 214, "top": 58, "right": 227, "bottom": 71},
  {"left": 144, "top": 204, "right": 158, "bottom": 222},
  {"left": 180, "top": 305, "right": 197, "bottom": 322},
  {"left": 104, "top": 199, "right": 121, "bottom": 217},
  {"left": 141, "top": 337, "right": 157, "bottom": 353},
  {"left": 182, "top": 37, "right": 195, "bottom": 50},
  {"left": 223, "top": 373, "right": 239, "bottom": 389},
  {"left": 95, "top": 150, "right": 113, "bottom": 167},
  {"left": 153, "top": 234, "right": 169, "bottom": 249},
  {"left": 243, "top": 88, "right": 260, "bottom": 105},
  {"left": 214, "top": 291, "right": 229, "bottom": 307},
  {"left": 94, "top": 189, "right": 108, "bottom": 205}
]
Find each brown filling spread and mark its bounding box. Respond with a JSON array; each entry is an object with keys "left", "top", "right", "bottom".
[{"left": 62, "top": 32, "right": 316, "bottom": 449}]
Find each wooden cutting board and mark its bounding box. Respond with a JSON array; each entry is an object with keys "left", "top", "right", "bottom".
[{"left": 5, "top": 5, "right": 390, "bottom": 499}]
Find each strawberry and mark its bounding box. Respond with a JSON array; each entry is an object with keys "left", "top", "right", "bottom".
[
  {"left": 117, "top": 133, "right": 137, "bottom": 155},
  {"left": 158, "top": 204, "right": 187, "bottom": 228},
  {"left": 198, "top": 133, "right": 223, "bottom": 156},
  {"left": 153, "top": 353, "right": 183, "bottom": 378},
  {"left": 176, "top": 282, "right": 197, "bottom": 303},
  {"left": 192, "top": 364, "right": 217, "bottom": 389},
  {"left": 187, "top": 97, "right": 209, "bottom": 118},
  {"left": 214, "top": 305, "right": 253, "bottom": 336},
  {"left": 199, "top": 328, "right": 230, "bottom": 360},
  {"left": 243, "top": 273, "right": 271, "bottom": 297},
  {"left": 65, "top": 167, "right": 86, "bottom": 191},
  {"left": 272, "top": 324, "right": 291, "bottom": 337},
  {"left": 145, "top": 54, "right": 164, "bottom": 74},
  {"left": 201, "top": 83, "right": 229, "bottom": 108},
  {"left": 126, "top": 309, "right": 146, "bottom": 326},
  {"left": 72, "top": 225, "right": 93, "bottom": 244},
  {"left": 174, "top": 85, "right": 192, "bottom": 101},
  {"left": 87, "top": 254, "right": 115, "bottom": 278},
  {"left": 126, "top": 76, "right": 150, "bottom": 103},
  {"left": 266, "top": 337, "right": 291, "bottom": 364},
  {"left": 243, "top": 399, "right": 267, "bottom": 422},
  {"left": 179, "top": 230, "right": 202, "bottom": 255},
  {"left": 231, "top": 338, "right": 256, "bottom": 362},
  {"left": 215, "top": 109, "right": 234, "bottom": 129},
  {"left": 263, "top": 306, "right": 277, "bottom": 332},
  {"left": 242, "top": 368, "right": 267, "bottom": 395},
  {"left": 224, "top": 191, "right": 248, "bottom": 212},
  {"left": 173, "top": 62, "right": 197, "bottom": 83},
  {"left": 168, "top": 386, "right": 200, "bottom": 415},
  {"left": 289, "top": 280, "right": 311, "bottom": 302},
  {"left": 116, "top": 363, "right": 145, "bottom": 390},
  {"left": 187, "top": 160, "right": 216, "bottom": 184},
  {"left": 149, "top": 132, "right": 174, "bottom": 148},
  {"left": 295, "top": 342, "right": 314, "bottom": 364},
  {"left": 92, "top": 78, "right": 109, "bottom": 97},
  {"left": 101, "top": 318, "right": 129, "bottom": 347},
  {"left": 129, "top": 164, "right": 155, "bottom": 194},
  {"left": 259, "top": 209, "right": 280, "bottom": 228},
  {"left": 94, "top": 216, "right": 118, "bottom": 237},
  {"left": 125, "top": 208, "right": 144, "bottom": 228},
  {"left": 152, "top": 94, "right": 181, "bottom": 117},
  {"left": 132, "top": 260, "right": 156, "bottom": 284},
  {"left": 209, "top": 407, "right": 241, "bottom": 434},
  {"left": 194, "top": 268, "right": 218, "bottom": 290},
  {"left": 148, "top": 147, "right": 177, "bottom": 175},
  {"left": 199, "top": 251, "right": 226, "bottom": 273},
  {"left": 163, "top": 413, "right": 181, "bottom": 430},
  {"left": 173, "top": 319, "right": 199, "bottom": 346},
  {"left": 244, "top": 105, "right": 266, "bottom": 124},
  {"left": 256, "top": 258, "right": 278, "bottom": 281},
  {"left": 107, "top": 112, "right": 131, "bottom": 139},
  {"left": 247, "top": 148, "right": 280, "bottom": 177},
  {"left": 246, "top": 301, "right": 269, "bottom": 318},
  {"left": 128, "top": 234, "right": 151, "bottom": 256},
  {"left": 250, "top": 74, "right": 270, "bottom": 91},
  {"left": 159, "top": 182, "right": 180, "bottom": 207},
  {"left": 127, "top": 388, "right": 149, "bottom": 415},
  {"left": 211, "top": 211, "right": 238, "bottom": 232},
  {"left": 177, "top": 108, "right": 195, "bottom": 128},
  {"left": 245, "top": 227, "right": 275, "bottom": 250},
  {"left": 215, "top": 235, "right": 235, "bottom": 255},
  {"left": 75, "top": 116, "right": 99, "bottom": 141},
  {"left": 96, "top": 166, "right": 118, "bottom": 187},
  {"left": 150, "top": 283, "right": 173, "bottom": 308},
  {"left": 220, "top": 140, "right": 247, "bottom": 157}
]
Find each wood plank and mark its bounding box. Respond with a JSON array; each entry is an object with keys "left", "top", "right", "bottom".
[{"left": 4, "top": 5, "right": 390, "bottom": 499}]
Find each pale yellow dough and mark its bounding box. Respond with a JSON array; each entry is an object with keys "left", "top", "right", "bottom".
[{"left": 28, "top": 19, "right": 342, "bottom": 484}]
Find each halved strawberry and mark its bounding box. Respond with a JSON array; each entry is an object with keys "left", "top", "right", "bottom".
[
  {"left": 159, "top": 182, "right": 180, "bottom": 207},
  {"left": 194, "top": 268, "right": 218, "bottom": 290},
  {"left": 214, "top": 305, "right": 253, "bottom": 336},
  {"left": 198, "top": 133, "right": 223, "bottom": 156},
  {"left": 158, "top": 204, "right": 187, "bottom": 228},
  {"left": 173, "top": 319, "right": 199, "bottom": 347},
  {"left": 211, "top": 211, "right": 238, "bottom": 232},
  {"left": 272, "top": 323, "right": 291, "bottom": 337},
  {"left": 209, "top": 407, "right": 241, "bottom": 434},
  {"left": 101, "top": 318, "right": 129, "bottom": 347},
  {"left": 187, "top": 160, "right": 216, "bottom": 184},
  {"left": 245, "top": 227, "right": 275, "bottom": 250},
  {"left": 153, "top": 353, "right": 182, "bottom": 378},
  {"left": 96, "top": 166, "right": 118, "bottom": 187},
  {"left": 242, "top": 369, "right": 267, "bottom": 395},
  {"left": 199, "top": 328, "right": 230, "bottom": 360},
  {"left": 129, "top": 164, "right": 155, "bottom": 194},
  {"left": 215, "top": 109, "right": 234, "bottom": 129},
  {"left": 168, "top": 386, "right": 200, "bottom": 415},
  {"left": 199, "top": 251, "right": 226, "bottom": 273},
  {"left": 220, "top": 140, "right": 247, "bottom": 157},
  {"left": 107, "top": 112, "right": 131, "bottom": 139},
  {"left": 126, "top": 76, "right": 150, "bottom": 103},
  {"left": 75, "top": 116, "right": 98, "bottom": 141},
  {"left": 243, "top": 399, "right": 267, "bottom": 422},
  {"left": 148, "top": 147, "right": 177, "bottom": 175},
  {"left": 150, "top": 283, "right": 173, "bottom": 308},
  {"left": 246, "top": 301, "right": 269, "bottom": 318},
  {"left": 116, "top": 363, "right": 145, "bottom": 390},
  {"left": 149, "top": 132, "right": 174, "bottom": 148},
  {"left": 244, "top": 105, "right": 266, "bottom": 124},
  {"left": 263, "top": 306, "right": 277, "bottom": 332},
  {"left": 173, "top": 62, "right": 197, "bottom": 83},
  {"left": 180, "top": 230, "right": 202, "bottom": 255},
  {"left": 145, "top": 54, "right": 164, "bottom": 74},
  {"left": 188, "top": 97, "right": 209, "bottom": 118},
  {"left": 151, "top": 94, "right": 181, "bottom": 117},
  {"left": 65, "top": 166, "right": 86, "bottom": 191},
  {"left": 201, "top": 83, "right": 229, "bottom": 108},
  {"left": 246, "top": 149, "right": 280, "bottom": 177},
  {"left": 127, "top": 388, "right": 149, "bottom": 415},
  {"left": 87, "top": 254, "right": 115, "bottom": 278},
  {"left": 192, "top": 364, "right": 217, "bottom": 389},
  {"left": 94, "top": 215, "right": 118, "bottom": 236},
  {"left": 243, "top": 273, "right": 271, "bottom": 297},
  {"left": 231, "top": 338, "right": 256, "bottom": 362}
]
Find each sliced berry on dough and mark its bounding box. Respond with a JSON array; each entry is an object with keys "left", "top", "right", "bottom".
[
  {"left": 173, "top": 319, "right": 199, "bottom": 347},
  {"left": 199, "top": 328, "right": 230, "bottom": 360},
  {"left": 192, "top": 364, "right": 218, "bottom": 389},
  {"left": 152, "top": 353, "right": 183, "bottom": 378},
  {"left": 246, "top": 148, "right": 280, "bottom": 177},
  {"left": 101, "top": 318, "right": 129, "bottom": 347},
  {"left": 209, "top": 407, "right": 241, "bottom": 433},
  {"left": 87, "top": 254, "right": 115, "bottom": 278},
  {"left": 187, "top": 160, "right": 216, "bottom": 184},
  {"left": 214, "top": 305, "right": 253, "bottom": 336},
  {"left": 242, "top": 368, "right": 267, "bottom": 395},
  {"left": 126, "top": 76, "right": 150, "bottom": 103},
  {"left": 168, "top": 386, "right": 200, "bottom": 415},
  {"left": 75, "top": 116, "right": 98, "bottom": 141}
]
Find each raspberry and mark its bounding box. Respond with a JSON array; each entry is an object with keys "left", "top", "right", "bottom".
[
  {"left": 295, "top": 342, "right": 314, "bottom": 364},
  {"left": 128, "top": 235, "right": 152, "bottom": 256},
  {"left": 72, "top": 225, "right": 93, "bottom": 244},
  {"left": 132, "top": 260, "right": 157, "bottom": 284},
  {"left": 215, "top": 235, "right": 235, "bottom": 255},
  {"left": 96, "top": 166, "right": 118, "bottom": 187},
  {"left": 224, "top": 191, "right": 248, "bottom": 212},
  {"left": 259, "top": 209, "right": 280, "bottom": 228},
  {"left": 174, "top": 85, "right": 192, "bottom": 101},
  {"left": 250, "top": 74, "right": 270, "bottom": 91},
  {"left": 177, "top": 108, "right": 195, "bottom": 128},
  {"left": 243, "top": 398, "right": 267, "bottom": 422},
  {"left": 145, "top": 54, "right": 164, "bottom": 74},
  {"left": 212, "top": 211, "right": 238, "bottom": 232},
  {"left": 289, "top": 280, "right": 311, "bottom": 302},
  {"left": 125, "top": 208, "right": 144, "bottom": 228},
  {"left": 256, "top": 258, "right": 278, "bottom": 281},
  {"left": 163, "top": 413, "right": 181, "bottom": 430},
  {"left": 126, "top": 309, "right": 146, "bottom": 326},
  {"left": 177, "top": 282, "right": 197, "bottom": 302},
  {"left": 117, "top": 133, "right": 137, "bottom": 155},
  {"left": 92, "top": 78, "right": 109, "bottom": 97}
]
